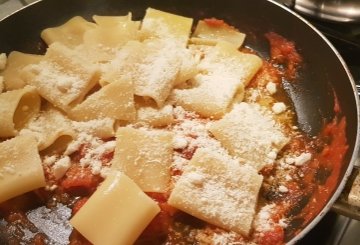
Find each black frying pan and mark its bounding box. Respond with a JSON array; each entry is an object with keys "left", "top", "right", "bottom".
[{"left": 0, "top": 0, "right": 359, "bottom": 244}]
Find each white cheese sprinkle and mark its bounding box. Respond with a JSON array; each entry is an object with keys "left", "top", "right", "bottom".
[
  {"left": 266, "top": 81, "right": 277, "bottom": 95},
  {"left": 278, "top": 185, "right": 289, "bottom": 193},
  {"left": 272, "top": 102, "right": 286, "bottom": 114},
  {"left": 294, "top": 152, "right": 312, "bottom": 166},
  {"left": 186, "top": 172, "right": 205, "bottom": 186},
  {"left": 45, "top": 185, "right": 58, "bottom": 191},
  {"left": 43, "top": 155, "right": 57, "bottom": 166},
  {"left": 52, "top": 156, "right": 71, "bottom": 180},
  {"left": 173, "top": 136, "right": 188, "bottom": 149},
  {"left": 267, "top": 151, "right": 277, "bottom": 160},
  {"left": 279, "top": 218, "right": 288, "bottom": 228}
]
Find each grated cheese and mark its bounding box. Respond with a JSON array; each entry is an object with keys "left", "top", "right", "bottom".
[
  {"left": 25, "top": 61, "right": 88, "bottom": 105},
  {"left": 212, "top": 231, "right": 247, "bottom": 245},
  {"left": 272, "top": 102, "right": 286, "bottom": 114},
  {"left": 170, "top": 106, "right": 230, "bottom": 173},
  {"left": 266, "top": 81, "right": 277, "bottom": 95},
  {"left": 253, "top": 204, "right": 276, "bottom": 232},
  {"left": 64, "top": 131, "right": 115, "bottom": 175},
  {"left": 169, "top": 148, "right": 263, "bottom": 236},
  {"left": 173, "top": 135, "right": 189, "bottom": 149},
  {"left": 209, "top": 102, "right": 289, "bottom": 171},
  {"left": 43, "top": 155, "right": 57, "bottom": 166},
  {"left": 45, "top": 184, "right": 58, "bottom": 191},
  {"left": 294, "top": 152, "right": 312, "bottom": 166},
  {"left": 247, "top": 88, "right": 260, "bottom": 102},
  {"left": 284, "top": 152, "right": 312, "bottom": 166},
  {"left": 52, "top": 156, "right": 71, "bottom": 180},
  {"left": 278, "top": 185, "right": 289, "bottom": 193}
]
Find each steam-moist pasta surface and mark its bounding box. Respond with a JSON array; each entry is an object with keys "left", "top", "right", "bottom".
[{"left": 0, "top": 7, "right": 349, "bottom": 245}]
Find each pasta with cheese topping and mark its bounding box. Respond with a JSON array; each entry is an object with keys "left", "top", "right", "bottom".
[{"left": 0, "top": 7, "right": 347, "bottom": 245}]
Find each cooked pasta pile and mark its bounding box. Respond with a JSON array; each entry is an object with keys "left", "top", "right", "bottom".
[{"left": 0, "top": 8, "right": 348, "bottom": 245}]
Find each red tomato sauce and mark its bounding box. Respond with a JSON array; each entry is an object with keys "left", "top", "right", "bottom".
[
  {"left": 265, "top": 32, "right": 302, "bottom": 80},
  {"left": 298, "top": 116, "right": 348, "bottom": 224},
  {"left": 204, "top": 18, "right": 228, "bottom": 28}
]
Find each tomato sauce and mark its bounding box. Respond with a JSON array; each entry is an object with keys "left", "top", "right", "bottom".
[
  {"left": 204, "top": 18, "right": 228, "bottom": 28},
  {"left": 297, "top": 116, "right": 348, "bottom": 224},
  {"left": 265, "top": 32, "right": 302, "bottom": 80}
]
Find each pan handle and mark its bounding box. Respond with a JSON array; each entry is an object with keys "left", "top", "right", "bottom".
[
  {"left": 331, "top": 84, "right": 360, "bottom": 218},
  {"left": 332, "top": 165, "right": 360, "bottom": 220},
  {"left": 271, "top": 0, "right": 295, "bottom": 8},
  {"left": 356, "top": 85, "right": 360, "bottom": 97}
]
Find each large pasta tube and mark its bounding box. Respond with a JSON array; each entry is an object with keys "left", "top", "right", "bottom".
[
  {"left": 41, "top": 16, "right": 96, "bottom": 48},
  {"left": 68, "top": 79, "right": 136, "bottom": 122},
  {"left": 0, "top": 86, "right": 40, "bottom": 138},
  {"left": 112, "top": 127, "right": 173, "bottom": 193},
  {"left": 19, "top": 107, "right": 76, "bottom": 153},
  {"left": 0, "top": 135, "right": 46, "bottom": 203},
  {"left": 22, "top": 42, "right": 99, "bottom": 111},
  {"left": 1, "top": 51, "right": 43, "bottom": 91},
  {"left": 70, "top": 171, "right": 160, "bottom": 245}
]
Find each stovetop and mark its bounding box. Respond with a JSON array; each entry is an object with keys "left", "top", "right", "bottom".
[
  {"left": 294, "top": 10, "right": 360, "bottom": 245},
  {"left": 308, "top": 17, "right": 360, "bottom": 83},
  {"left": 1, "top": 0, "right": 360, "bottom": 244}
]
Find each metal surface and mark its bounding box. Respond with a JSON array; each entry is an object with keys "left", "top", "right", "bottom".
[
  {"left": 332, "top": 167, "right": 360, "bottom": 220},
  {"left": 356, "top": 85, "right": 360, "bottom": 96},
  {"left": 0, "top": 0, "right": 359, "bottom": 243},
  {"left": 294, "top": 0, "right": 360, "bottom": 22}
]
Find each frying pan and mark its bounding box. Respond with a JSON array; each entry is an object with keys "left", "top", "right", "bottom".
[{"left": 0, "top": 0, "right": 359, "bottom": 244}]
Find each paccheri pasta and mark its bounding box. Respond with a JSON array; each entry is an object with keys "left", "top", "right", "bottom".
[{"left": 0, "top": 7, "right": 348, "bottom": 245}]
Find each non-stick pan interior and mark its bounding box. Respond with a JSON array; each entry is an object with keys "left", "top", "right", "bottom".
[{"left": 0, "top": 0, "right": 358, "bottom": 243}]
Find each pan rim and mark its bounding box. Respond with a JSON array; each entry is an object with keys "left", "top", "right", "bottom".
[
  {"left": 265, "top": 0, "right": 360, "bottom": 244},
  {"left": 1, "top": 0, "right": 359, "bottom": 244}
]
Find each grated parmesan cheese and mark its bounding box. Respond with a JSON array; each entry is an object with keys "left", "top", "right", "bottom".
[
  {"left": 52, "top": 156, "right": 71, "bottom": 180},
  {"left": 209, "top": 102, "right": 289, "bottom": 171},
  {"left": 267, "top": 151, "right": 277, "bottom": 160},
  {"left": 99, "top": 167, "right": 111, "bottom": 179},
  {"left": 247, "top": 88, "right": 260, "bottom": 102},
  {"left": 253, "top": 203, "right": 288, "bottom": 233},
  {"left": 253, "top": 204, "right": 276, "bottom": 232},
  {"left": 81, "top": 136, "right": 115, "bottom": 174},
  {"left": 272, "top": 102, "right": 286, "bottom": 114},
  {"left": 294, "top": 152, "right": 312, "bottom": 166},
  {"left": 43, "top": 155, "right": 57, "bottom": 166},
  {"left": 284, "top": 152, "right": 312, "bottom": 166},
  {"left": 266, "top": 81, "right": 277, "bottom": 95},
  {"left": 278, "top": 185, "right": 289, "bottom": 193},
  {"left": 63, "top": 129, "right": 116, "bottom": 175},
  {"left": 279, "top": 218, "right": 288, "bottom": 228},
  {"left": 170, "top": 106, "right": 231, "bottom": 173},
  {"left": 186, "top": 172, "right": 205, "bottom": 186},
  {"left": 173, "top": 135, "right": 188, "bottom": 149},
  {"left": 45, "top": 185, "right": 58, "bottom": 191},
  {"left": 212, "top": 231, "right": 246, "bottom": 245}
]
